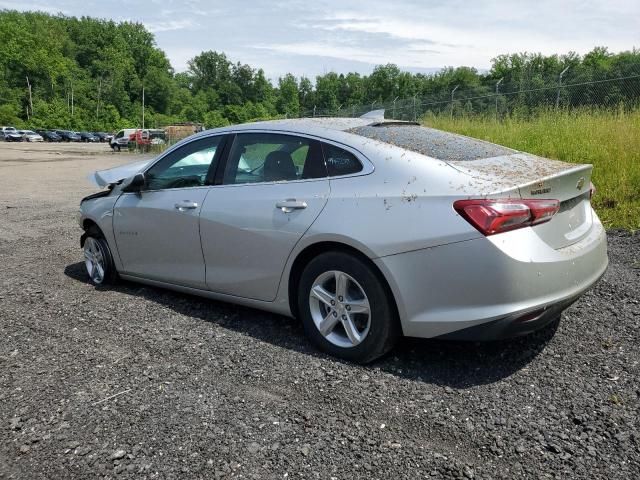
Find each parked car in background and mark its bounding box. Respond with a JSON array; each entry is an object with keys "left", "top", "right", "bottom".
[
  {"left": 93, "top": 132, "right": 113, "bottom": 143},
  {"left": 19, "top": 130, "right": 44, "bottom": 142},
  {"left": 4, "top": 129, "right": 24, "bottom": 142},
  {"left": 79, "top": 112, "right": 608, "bottom": 363},
  {"left": 132, "top": 128, "right": 167, "bottom": 147},
  {"left": 35, "top": 129, "right": 62, "bottom": 142},
  {"left": 110, "top": 128, "right": 137, "bottom": 151},
  {"left": 55, "top": 130, "right": 81, "bottom": 142},
  {"left": 1, "top": 126, "right": 20, "bottom": 141},
  {"left": 78, "top": 131, "right": 98, "bottom": 142}
]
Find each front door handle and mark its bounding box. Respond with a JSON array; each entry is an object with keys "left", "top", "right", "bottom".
[
  {"left": 276, "top": 199, "right": 307, "bottom": 213},
  {"left": 175, "top": 201, "right": 198, "bottom": 211}
]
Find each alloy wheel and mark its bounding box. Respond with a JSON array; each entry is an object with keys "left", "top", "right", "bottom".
[
  {"left": 309, "top": 270, "right": 371, "bottom": 348},
  {"left": 84, "top": 237, "right": 105, "bottom": 284}
]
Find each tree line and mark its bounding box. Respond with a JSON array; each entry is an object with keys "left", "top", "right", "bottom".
[{"left": 1, "top": 10, "right": 638, "bottom": 131}]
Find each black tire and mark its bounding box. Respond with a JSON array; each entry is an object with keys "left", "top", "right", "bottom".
[
  {"left": 297, "top": 251, "right": 400, "bottom": 363},
  {"left": 83, "top": 234, "right": 117, "bottom": 286}
]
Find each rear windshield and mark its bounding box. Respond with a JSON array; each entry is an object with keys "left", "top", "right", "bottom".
[{"left": 348, "top": 124, "right": 514, "bottom": 161}]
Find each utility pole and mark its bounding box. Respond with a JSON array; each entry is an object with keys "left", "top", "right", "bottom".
[
  {"left": 495, "top": 78, "right": 503, "bottom": 120},
  {"left": 26, "top": 76, "right": 33, "bottom": 119},
  {"left": 450, "top": 85, "right": 459, "bottom": 119},
  {"left": 392, "top": 96, "right": 399, "bottom": 119},
  {"left": 313, "top": 105, "right": 316, "bottom": 117},
  {"left": 413, "top": 94, "right": 417, "bottom": 122},
  {"left": 556, "top": 67, "right": 569, "bottom": 109},
  {"left": 70, "top": 79, "right": 74, "bottom": 117},
  {"left": 96, "top": 77, "right": 102, "bottom": 119},
  {"left": 142, "top": 86, "right": 145, "bottom": 129}
]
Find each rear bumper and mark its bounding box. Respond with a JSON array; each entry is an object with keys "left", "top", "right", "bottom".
[
  {"left": 436, "top": 286, "right": 589, "bottom": 341},
  {"left": 374, "top": 210, "right": 608, "bottom": 339}
]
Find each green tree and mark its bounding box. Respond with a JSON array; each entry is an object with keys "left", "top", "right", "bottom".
[{"left": 276, "top": 74, "right": 300, "bottom": 117}]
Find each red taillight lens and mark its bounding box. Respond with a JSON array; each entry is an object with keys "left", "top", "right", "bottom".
[{"left": 453, "top": 198, "right": 560, "bottom": 236}]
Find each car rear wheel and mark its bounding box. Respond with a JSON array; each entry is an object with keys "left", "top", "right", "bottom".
[
  {"left": 298, "top": 251, "right": 399, "bottom": 363},
  {"left": 83, "top": 236, "right": 117, "bottom": 285}
]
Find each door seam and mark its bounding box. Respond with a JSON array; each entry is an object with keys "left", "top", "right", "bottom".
[{"left": 198, "top": 188, "right": 214, "bottom": 286}]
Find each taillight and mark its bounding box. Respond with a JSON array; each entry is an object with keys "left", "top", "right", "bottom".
[{"left": 453, "top": 199, "right": 560, "bottom": 236}]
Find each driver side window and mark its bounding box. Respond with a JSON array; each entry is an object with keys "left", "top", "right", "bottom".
[{"left": 145, "top": 136, "right": 223, "bottom": 191}]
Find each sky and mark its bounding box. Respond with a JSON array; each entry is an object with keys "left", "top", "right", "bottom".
[{"left": 3, "top": 0, "right": 639, "bottom": 80}]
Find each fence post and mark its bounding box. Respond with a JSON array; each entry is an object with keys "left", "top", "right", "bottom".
[
  {"left": 556, "top": 67, "right": 569, "bottom": 109},
  {"left": 413, "top": 95, "right": 417, "bottom": 121},
  {"left": 450, "top": 85, "right": 459, "bottom": 119},
  {"left": 495, "top": 78, "right": 503, "bottom": 120}
]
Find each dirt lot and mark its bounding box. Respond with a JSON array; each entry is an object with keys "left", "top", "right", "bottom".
[{"left": 0, "top": 142, "right": 639, "bottom": 479}]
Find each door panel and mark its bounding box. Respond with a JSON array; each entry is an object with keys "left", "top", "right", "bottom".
[
  {"left": 112, "top": 134, "right": 225, "bottom": 288},
  {"left": 199, "top": 181, "right": 329, "bottom": 300},
  {"left": 113, "top": 188, "right": 210, "bottom": 288}
]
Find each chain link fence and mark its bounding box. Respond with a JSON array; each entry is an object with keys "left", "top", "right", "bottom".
[{"left": 299, "top": 71, "right": 640, "bottom": 120}]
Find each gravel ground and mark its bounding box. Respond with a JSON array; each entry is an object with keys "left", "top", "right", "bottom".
[{"left": 0, "top": 143, "right": 639, "bottom": 479}]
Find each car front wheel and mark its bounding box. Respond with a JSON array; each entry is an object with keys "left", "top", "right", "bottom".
[
  {"left": 298, "top": 251, "right": 399, "bottom": 363},
  {"left": 83, "top": 236, "right": 117, "bottom": 285}
]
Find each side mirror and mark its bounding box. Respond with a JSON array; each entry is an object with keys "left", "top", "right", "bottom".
[{"left": 121, "top": 173, "right": 145, "bottom": 192}]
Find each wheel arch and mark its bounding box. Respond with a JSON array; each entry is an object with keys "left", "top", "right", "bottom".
[
  {"left": 286, "top": 240, "right": 401, "bottom": 328},
  {"left": 80, "top": 218, "right": 108, "bottom": 245}
]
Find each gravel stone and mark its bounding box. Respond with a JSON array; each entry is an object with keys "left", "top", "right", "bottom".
[
  {"left": 111, "top": 450, "right": 126, "bottom": 460},
  {"left": 0, "top": 144, "right": 638, "bottom": 479}
]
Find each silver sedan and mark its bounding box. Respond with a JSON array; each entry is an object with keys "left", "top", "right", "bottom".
[{"left": 78, "top": 112, "right": 608, "bottom": 363}]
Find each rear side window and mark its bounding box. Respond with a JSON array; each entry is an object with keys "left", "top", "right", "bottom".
[
  {"left": 321, "top": 143, "right": 363, "bottom": 176},
  {"left": 223, "top": 133, "right": 326, "bottom": 185}
]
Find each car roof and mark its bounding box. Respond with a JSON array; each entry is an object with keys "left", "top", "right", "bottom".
[
  {"left": 176, "top": 110, "right": 515, "bottom": 163},
  {"left": 204, "top": 116, "right": 376, "bottom": 135},
  {"left": 190, "top": 113, "right": 393, "bottom": 148}
]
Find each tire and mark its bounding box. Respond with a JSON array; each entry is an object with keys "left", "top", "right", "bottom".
[
  {"left": 83, "top": 235, "right": 117, "bottom": 286},
  {"left": 298, "top": 251, "right": 399, "bottom": 363}
]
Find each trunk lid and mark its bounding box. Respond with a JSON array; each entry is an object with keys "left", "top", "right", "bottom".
[{"left": 448, "top": 153, "right": 593, "bottom": 249}]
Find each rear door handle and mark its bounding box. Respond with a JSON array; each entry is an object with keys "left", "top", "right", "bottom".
[
  {"left": 175, "top": 201, "right": 198, "bottom": 211},
  {"left": 276, "top": 199, "right": 307, "bottom": 213}
]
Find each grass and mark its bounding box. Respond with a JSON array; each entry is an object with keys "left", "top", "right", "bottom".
[{"left": 423, "top": 108, "right": 640, "bottom": 230}]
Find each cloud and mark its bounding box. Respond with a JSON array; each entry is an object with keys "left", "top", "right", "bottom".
[
  {"left": 162, "top": 46, "right": 202, "bottom": 71},
  {"left": 145, "top": 19, "right": 197, "bottom": 33},
  {"left": 2, "top": 0, "right": 638, "bottom": 79},
  {"left": 0, "top": 0, "right": 67, "bottom": 14},
  {"left": 253, "top": 40, "right": 443, "bottom": 69}
]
